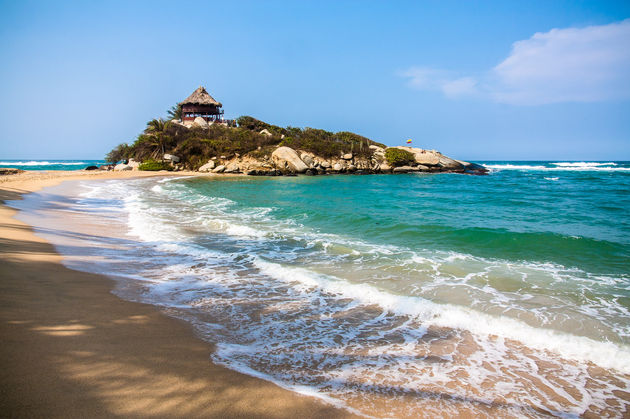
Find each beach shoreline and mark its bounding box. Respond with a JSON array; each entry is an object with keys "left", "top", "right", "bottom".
[{"left": 0, "top": 170, "right": 354, "bottom": 418}]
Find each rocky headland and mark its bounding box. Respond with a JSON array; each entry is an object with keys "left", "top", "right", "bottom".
[{"left": 105, "top": 116, "right": 487, "bottom": 176}]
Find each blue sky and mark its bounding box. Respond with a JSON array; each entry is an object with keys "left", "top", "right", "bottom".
[{"left": 1, "top": 0, "right": 629, "bottom": 160}]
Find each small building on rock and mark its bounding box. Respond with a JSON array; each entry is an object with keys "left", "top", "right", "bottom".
[{"left": 180, "top": 86, "right": 224, "bottom": 123}]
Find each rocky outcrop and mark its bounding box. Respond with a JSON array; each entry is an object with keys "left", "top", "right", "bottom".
[
  {"left": 271, "top": 146, "right": 308, "bottom": 173},
  {"left": 187, "top": 144, "right": 484, "bottom": 176},
  {"left": 114, "top": 163, "right": 132, "bottom": 171},
  {"left": 198, "top": 160, "right": 216, "bottom": 172}
]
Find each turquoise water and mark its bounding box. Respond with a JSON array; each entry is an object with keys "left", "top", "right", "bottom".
[
  {"left": 0, "top": 159, "right": 105, "bottom": 170},
  {"left": 13, "top": 161, "right": 630, "bottom": 417}
]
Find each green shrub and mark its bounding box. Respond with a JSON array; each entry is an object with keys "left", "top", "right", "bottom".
[
  {"left": 138, "top": 159, "right": 173, "bottom": 171},
  {"left": 385, "top": 148, "right": 414, "bottom": 167},
  {"left": 110, "top": 114, "right": 389, "bottom": 170}
]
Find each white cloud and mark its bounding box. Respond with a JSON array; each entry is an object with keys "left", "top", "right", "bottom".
[
  {"left": 400, "top": 19, "right": 630, "bottom": 105},
  {"left": 399, "top": 68, "right": 478, "bottom": 98}
]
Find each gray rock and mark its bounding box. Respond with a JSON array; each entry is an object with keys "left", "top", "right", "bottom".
[
  {"left": 438, "top": 155, "right": 465, "bottom": 171},
  {"left": 212, "top": 165, "right": 226, "bottom": 173},
  {"left": 127, "top": 159, "right": 140, "bottom": 169},
  {"left": 114, "top": 163, "right": 132, "bottom": 171},
  {"left": 333, "top": 163, "right": 344, "bottom": 171},
  {"left": 224, "top": 163, "right": 240, "bottom": 173},
  {"left": 163, "top": 154, "right": 180, "bottom": 163},
  {"left": 193, "top": 117, "right": 209, "bottom": 128},
  {"left": 198, "top": 160, "right": 216, "bottom": 172},
  {"left": 301, "top": 153, "right": 314, "bottom": 167},
  {"left": 271, "top": 146, "right": 308, "bottom": 173},
  {"left": 393, "top": 166, "right": 414, "bottom": 173},
  {"left": 320, "top": 161, "right": 331, "bottom": 169}
]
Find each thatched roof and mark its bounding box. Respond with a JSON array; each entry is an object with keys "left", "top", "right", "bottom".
[{"left": 180, "top": 86, "right": 222, "bottom": 107}]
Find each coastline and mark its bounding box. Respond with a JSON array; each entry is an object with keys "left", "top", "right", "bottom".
[{"left": 0, "top": 171, "right": 354, "bottom": 418}]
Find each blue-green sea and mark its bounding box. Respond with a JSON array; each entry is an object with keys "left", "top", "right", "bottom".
[
  {"left": 12, "top": 161, "right": 630, "bottom": 417},
  {"left": 0, "top": 159, "right": 104, "bottom": 170}
]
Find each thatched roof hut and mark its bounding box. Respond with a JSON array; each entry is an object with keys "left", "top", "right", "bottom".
[
  {"left": 180, "top": 86, "right": 224, "bottom": 122},
  {"left": 180, "top": 86, "right": 222, "bottom": 107}
]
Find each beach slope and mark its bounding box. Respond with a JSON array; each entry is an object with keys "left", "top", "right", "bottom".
[{"left": 0, "top": 172, "right": 353, "bottom": 418}]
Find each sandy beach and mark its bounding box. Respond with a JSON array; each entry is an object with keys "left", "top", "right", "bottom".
[{"left": 0, "top": 170, "right": 354, "bottom": 418}]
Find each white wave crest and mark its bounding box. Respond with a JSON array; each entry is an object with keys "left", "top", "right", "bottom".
[
  {"left": 485, "top": 163, "right": 630, "bottom": 172},
  {"left": 0, "top": 160, "right": 88, "bottom": 166},
  {"left": 253, "top": 258, "right": 630, "bottom": 374}
]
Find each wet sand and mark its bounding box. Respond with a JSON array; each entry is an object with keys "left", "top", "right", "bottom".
[{"left": 0, "top": 170, "right": 355, "bottom": 418}]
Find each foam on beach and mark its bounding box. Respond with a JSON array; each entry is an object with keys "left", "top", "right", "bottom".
[{"left": 13, "top": 175, "right": 630, "bottom": 417}]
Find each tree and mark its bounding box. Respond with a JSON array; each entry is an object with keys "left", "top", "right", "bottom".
[
  {"left": 145, "top": 118, "right": 173, "bottom": 159},
  {"left": 105, "top": 143, "right": 130, "bottom": 163},
  {"left": 167, "top": 103, "right": 182, "bottom": 120}
]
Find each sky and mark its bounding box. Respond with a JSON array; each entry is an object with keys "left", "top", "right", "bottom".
[{"left": 0, "top": 0, "right": 629, "bottom": 161}]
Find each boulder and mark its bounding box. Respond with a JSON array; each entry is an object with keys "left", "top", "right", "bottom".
[
  {"left": 260, "top": 129, "right": 272, "bottom": 137},
  {"left": 437, "top": 155, "right": 465, "bottom": 171},
  {"left": 379, "top": 163, "right": 392, "bottom": 172},
  {"left": 342, "top": 153, "right": 353, "bottom": 160},
  {"left": 347, "top": 165, "right": 357, "bottom": 172},
  {"left": 393, "top": 166, "right": 415, "bottom": 173},
  {"left": 193, "top": 117, "right": 209, "bottom": 129},
  {"left": 84, "top": 165, "right": 99, "bottom": 171},
  {"left": 163, "top": 154, "right": 180, "bottom": 163},
  {"left": 369, "top": 145, "right": 384, "bottom": 151},
  {"left": 305, "top": 168, "right": 318, "bottom": 176},
  {"left": 198, "top": 160, "right": 216, "bottom": 172},
  {"left": 320, "top": 161, "right": 331, "bottom": 169},
  {"left": 212, "top": 165, "right": 226, "bottom": 173},
  {"left": 333, "top": 163, "right": 344, "bottom": 171},
  {"left": 271, "top": 146, "right": 308, "bottom": 173},
  {"left": 300, "top": 153, "right": 314, "bottom": 167},
  {"left": 224, "top": 163, "right": 240, "bottom": 173},
  {"left": 128, "top": 158, "right": 141, "bottom": 169},
  {"left": 114, "top": 163, "right": 132, "bottom": 171},
  {"left": 413, "top": 152, "right": 440, "bottom": 166}
]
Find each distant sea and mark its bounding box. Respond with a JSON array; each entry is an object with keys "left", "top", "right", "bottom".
[
  {"left": 11, "top": 160, "right": 630, "bottom": 417},
  {"left": 0, "top": 160, "right": 105, "bottom": 171}
]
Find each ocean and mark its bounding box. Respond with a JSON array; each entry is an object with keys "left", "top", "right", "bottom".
[
  {"left": 11, "top": 161, "right": 630, "bottom": 417},
  {"left": 0, "top": 160, "right": 105, "bottom": 171}
]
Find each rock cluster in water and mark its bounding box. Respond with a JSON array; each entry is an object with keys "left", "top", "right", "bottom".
[{"left": 190, "top": 145, "right": 487, "bottom": 176}]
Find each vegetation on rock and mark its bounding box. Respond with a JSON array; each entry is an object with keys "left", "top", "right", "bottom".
[
  {"left": 107, "top": 114, "right": 386, "bottom": 170},
  {"left": 384, "top": 148, "right": 415, "bottom": 167},
  {"left": 138, "top": 159, "right": 173, "bottom": 171}
]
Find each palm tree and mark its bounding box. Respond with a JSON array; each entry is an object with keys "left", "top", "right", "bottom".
[
  {"left": 167, "top": 103, "right": 182, "bottom": 120},
  {"left": 145, "top": 119, "right": 173, "bottom": 159}
]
